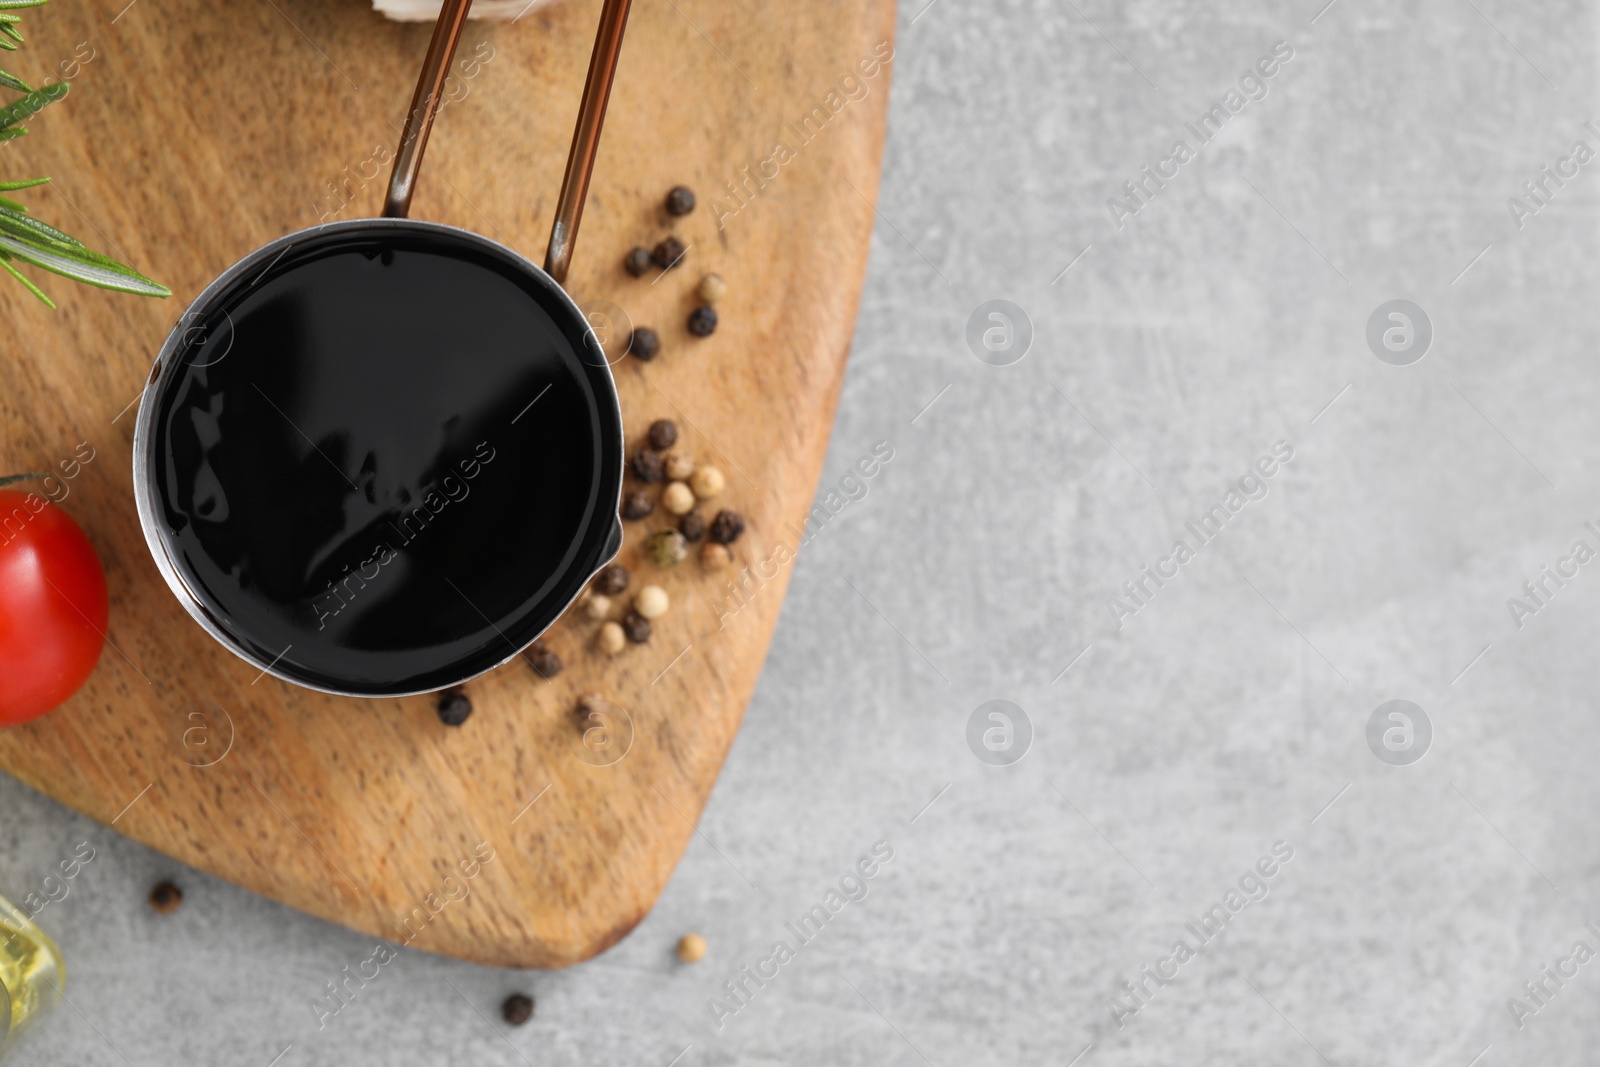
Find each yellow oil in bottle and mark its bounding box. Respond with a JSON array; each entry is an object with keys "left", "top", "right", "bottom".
[{"left": 0, "top": 898, "right": 64, "bottom": 1050}]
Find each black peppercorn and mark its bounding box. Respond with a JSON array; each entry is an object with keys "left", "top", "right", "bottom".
[
  {"left": 437, "top": 690, "right": 473, "bottom": 726},
  {"left": 525, "top": 643, "right": 562, "bottom": 680},
  {"left": 687, "top": 305, "right": 718, "bottom": 337},
  {"left": 622, "top": 610, "right": 652, "bottom": 644},
  {"left": 595, "top": 565, "right": 630, "bottom": 595},
  {"left": 621, "top": 490, "right": 654, "bottom": 521},
  {"left": 678, "top": 510, "right": 705, "bottom": 542},
  {"left": 648, "top": 419, "right": 678, "bottom": 450},
  {"left": 629, "top": 326, "right": 660, "bottom": 362},
  {"left": 502, "top": 993, "right": 535, "bottom": 1026},
  {"left": 149, "top": 881, "right": 183, "bottom": 915},
  {"left": 665, "top": 185, "right": 696, "bottom": 216},
  {"left": 652, "top": 235, "right": 687, "bottom": 270},
  {"left": 708, "top": 509, "right": 745, "bottom": 544},
  {"left": 632, "top": 449, "right": 666, "bottom": 483},
  {"left": 623, "top": 246, "right": 652, "bottom": 277}
]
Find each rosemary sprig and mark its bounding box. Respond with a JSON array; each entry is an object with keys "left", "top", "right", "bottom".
[{"left": 0, "top": 0, "right": 166, "bottom": 305}]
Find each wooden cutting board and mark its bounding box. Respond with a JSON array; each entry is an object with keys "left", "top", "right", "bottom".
[{"left": 0, "top": 0, "right": 894, "bottom": 967}]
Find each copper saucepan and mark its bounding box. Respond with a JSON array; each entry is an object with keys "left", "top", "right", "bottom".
[{"left": 132, "top": 0, "right": 633, "bottom": 696}]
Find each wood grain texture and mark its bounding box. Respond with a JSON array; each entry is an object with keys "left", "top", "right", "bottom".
[{"left": 0, "top": 0, "right": 894, "bottom": 967}]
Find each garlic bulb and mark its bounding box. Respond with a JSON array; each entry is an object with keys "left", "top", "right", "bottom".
[{"left": 373, "top": 0, "right": 560, "bottom": 21}]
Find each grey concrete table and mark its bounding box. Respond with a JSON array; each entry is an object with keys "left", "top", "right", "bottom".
[{"left": 6, "top": 0, "right": 1599, "bottom": 1063}]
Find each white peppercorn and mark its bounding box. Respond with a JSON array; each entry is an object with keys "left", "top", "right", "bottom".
[
  {"left": 690, "top": 465, "right": 725, "bottom": 499},
  {"left": 697, "top": 273, "right": 726, "bottom": 304},
  {"left": 596, "top": 621, "right": 626, "bottom": 655},
  {"left": 635, "top": 585, "right": 670, "bottom": 619},
  {"left": 677, "top": 933, "right": 707, "bottom": 962},
  {"left": 662, "top": 481, "right": 695, "bottom": 515},
  {"left": 664, "top": 451, "right": 695, "bottom": 481}
]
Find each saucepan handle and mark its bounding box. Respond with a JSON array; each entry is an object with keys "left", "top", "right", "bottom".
[
  {"left": 382, "top": 0, "right": 475, "bottom": 220},
  {"left": 383, "top": 0, "right": 635, "bottom": 291},
  {"left": 543, "top": 0, "right": 632, "bottom": 285}
]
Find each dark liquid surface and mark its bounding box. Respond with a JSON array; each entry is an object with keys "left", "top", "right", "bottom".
[{"left": 151, "top": 225, "right": 620, "bottom": 693}]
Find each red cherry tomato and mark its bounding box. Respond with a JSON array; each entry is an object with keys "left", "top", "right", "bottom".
[{"left": 0, "top": 488, "right": 107, "bottom": 725}]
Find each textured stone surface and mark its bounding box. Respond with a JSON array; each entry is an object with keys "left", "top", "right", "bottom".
[{"left": 7, "top": 0, "right": 1600, "bottom": 1064}]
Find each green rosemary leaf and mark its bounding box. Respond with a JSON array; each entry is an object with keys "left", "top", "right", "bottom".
[
  {"left": 0, "top": 253, "right": 53, "bottom": 306},
  {"left": 0, "top": 234, "right": 168, "bottom": 296},
  {"left": 0, "top": 203, "right": 165, "bottom": 291},
  {"left": 0, "top": 225, "right": 142, "bottom": 281},
  {"left": 0, "top": 228, "right": 146, "bottom": 281},
  {"left": 0, "top": 80, "right": 65, "bottom": 129},
  {"left": 0, "top": 204, "right": 84, "bottom": 248},
  {"left": 11, "top": 231, "right": 161, "bottom": 283},
  {"left": 0, "top": 472, "right": 52, "bottom": 488},
  {"left": 0, "top": 0, "right": 168, "bottom": 304}
]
